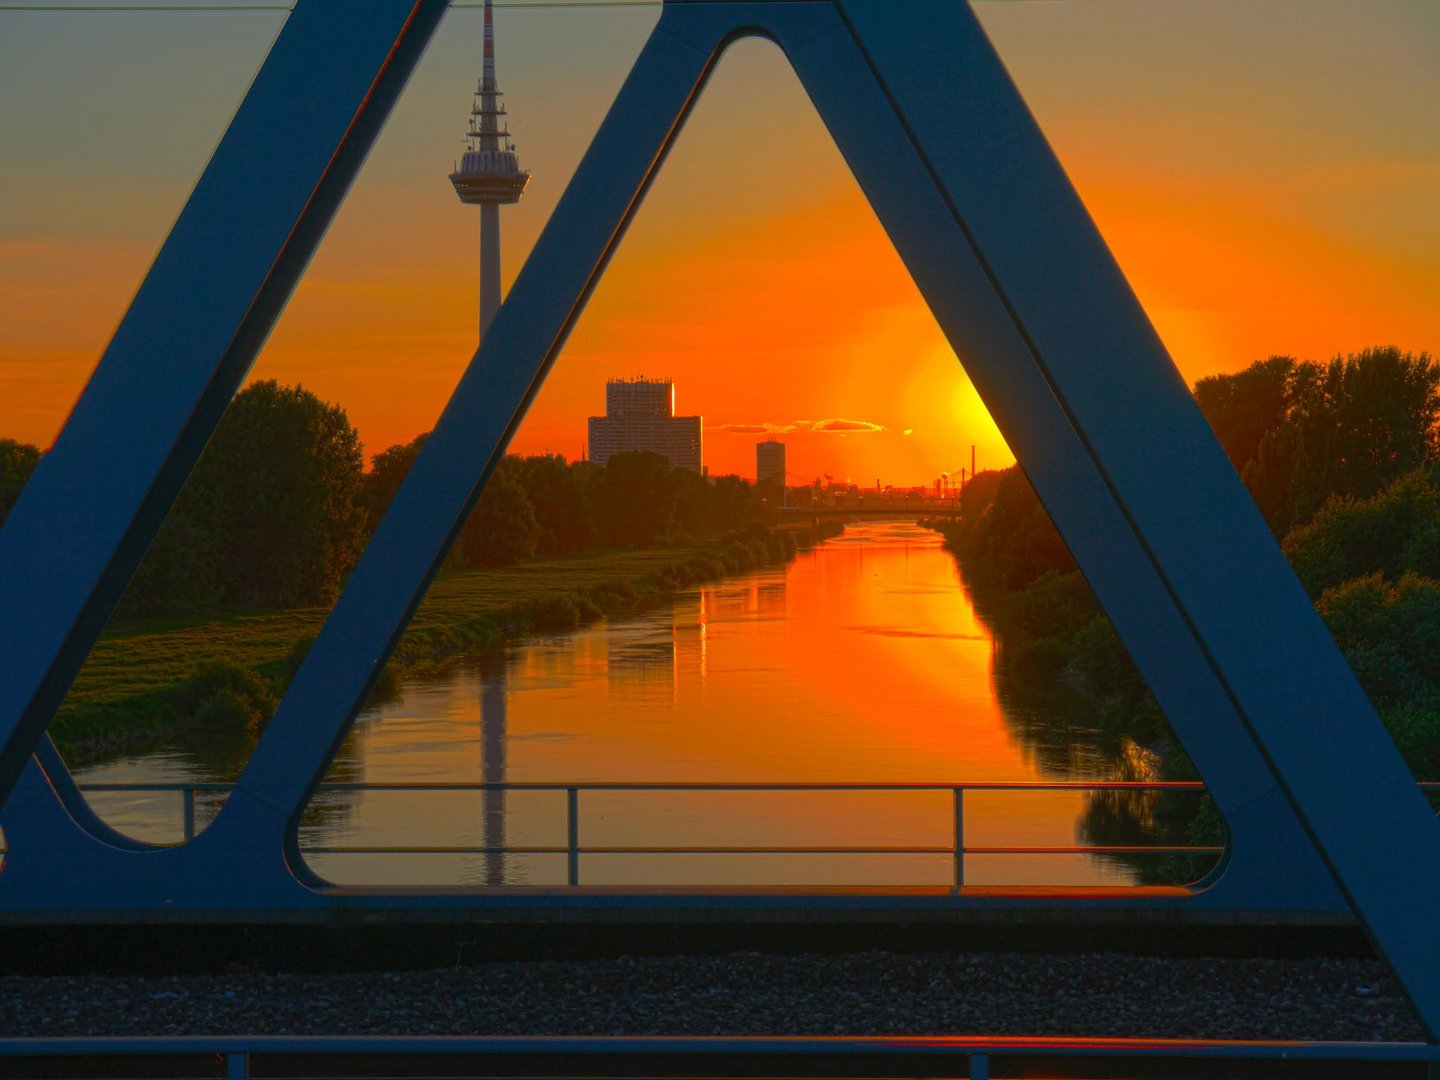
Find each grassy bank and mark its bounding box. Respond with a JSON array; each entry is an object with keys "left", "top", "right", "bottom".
[{"left": 54, "top": 522, "right": 842, "bottom": 762}]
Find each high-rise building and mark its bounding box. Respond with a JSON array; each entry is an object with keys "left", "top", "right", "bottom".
[
  {"left": 450, "top": 0, "right": 530, "bottom": 344},
  {"left": 606, "top": 379, "right": 673, "bottom": 419},
  {"left": 588, "top": 377, "right": 703, "bottom": 472},
  {"left": 756, "top": 438, "right": 786, "bottom": 487}
]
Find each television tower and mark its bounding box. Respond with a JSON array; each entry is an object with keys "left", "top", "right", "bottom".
[{"left": 450, "top": 0, "right": 531, "bottom": 343}]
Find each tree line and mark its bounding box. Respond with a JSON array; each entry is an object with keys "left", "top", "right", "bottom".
[
  {"left": 939, "top": 344, "right": 1440, "bottom": 776},
  {"left": 0, "top": 380, "right": 774, "bottom": 619},
  {"left": 934, "top": 344, "right": 1440, "bottom": 880}
]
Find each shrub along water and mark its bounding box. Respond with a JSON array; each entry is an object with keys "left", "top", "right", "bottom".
[
  {"left": 53, "top": 521, "right": 839, "bottom": 762},
  {"left": 929, "top": 346, "right": 1440, "bottom": 883}
]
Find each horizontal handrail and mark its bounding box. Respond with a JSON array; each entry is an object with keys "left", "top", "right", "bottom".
[
  {"left": 305, "top": 844, "right": 1224, "bottom": 856},
  {"left": 24, "top": 775, "right": 1426, "bottom": 887},
  {"left": 0, "top": 1034, "right": 1435, "bottom": 1076},
  {"left": 12, "top": 779, "right": 1237, "bottom": 891},
  {"left": 69, "top": 779, "right": 1440, "bottom": 791},
  {"left": 73, "top": 779, "right": 1214, "bottom": 794}
]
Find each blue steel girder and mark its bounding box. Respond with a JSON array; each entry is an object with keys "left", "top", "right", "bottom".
[
  {"left": 0, "top": 0, "right": 451, "bottom": 801},
  {"left": 1, "top": 0, "right": 1439, "bottom": 1037}
]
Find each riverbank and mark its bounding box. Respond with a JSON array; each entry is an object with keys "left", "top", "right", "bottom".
[
  {"left": 919, "top": 510, "right": 1217, "bottom": 884},
  {"left": 54, "top": 522, "right": 842, "bottom": 763}
]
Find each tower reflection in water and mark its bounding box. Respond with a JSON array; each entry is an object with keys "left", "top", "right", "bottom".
[{"left": 479, "top": 650, "right": 507, "bottom": 885}]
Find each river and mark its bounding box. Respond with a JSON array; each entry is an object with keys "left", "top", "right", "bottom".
[{"left": 72, "top": 522, "right": 1148, "bottom": 889}]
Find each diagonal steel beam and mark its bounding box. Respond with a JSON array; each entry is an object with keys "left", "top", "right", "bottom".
[
  {"left": 781, "top": 6, "right": 1337, "bottom": 908},
  {"left": 0, "top": 0, "right": 451, "bottom": 807},
  {"left": 218, "top": 4, "right": 728, "bottom": 843},
  {"left": 831, "top": 0, "right": 1440, "bottom": 1036}
]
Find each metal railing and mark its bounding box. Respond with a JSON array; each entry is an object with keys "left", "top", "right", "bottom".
[
  {"left": 51, "top": 779, "right": 1227, "bottom": 889},
  {"left": 0, "top": 1034, "right": 1436, "bottom": 1080}
]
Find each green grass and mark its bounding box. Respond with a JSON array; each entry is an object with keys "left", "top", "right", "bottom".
[{"left": 52, "top": 533, "right": 833, "bottom": 762}]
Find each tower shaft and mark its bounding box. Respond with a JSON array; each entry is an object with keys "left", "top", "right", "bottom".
[{"left": 480, "top": 203, "right": 501, "bottom": 340}]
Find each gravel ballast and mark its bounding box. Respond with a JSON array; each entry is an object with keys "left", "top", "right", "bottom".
[{"left": 0, "top": 951, "right": 1422, "bottom": 1041}]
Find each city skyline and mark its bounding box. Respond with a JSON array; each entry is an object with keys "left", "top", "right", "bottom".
[{"left": 2, "top": 2, "right": 1438, "bottom": 486}]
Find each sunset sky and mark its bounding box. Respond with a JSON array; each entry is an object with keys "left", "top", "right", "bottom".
[{"left": 2, "top": 0, "right": 1438, "bottom": 486}]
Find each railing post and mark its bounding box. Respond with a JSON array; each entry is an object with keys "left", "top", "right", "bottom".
[
  {"left": 567, "top": 786, "right": 580, "bottom": 887},
  {"left": 227, "top": 1050, "right": 250, "bottom": 1080},
  {"left": 969, "top": 1050, "right": 989, "bottom": 1080},
  {"left": 952, "top": 786, "right": 965, "bottom": 893},
  {"left": 182, "top": 787, "right": 196, "bottom": 842}
]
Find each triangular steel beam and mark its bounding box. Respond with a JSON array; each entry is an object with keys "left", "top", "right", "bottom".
[
  {"left": 1, "top": 0, "right": 1438, "bottom": 1037},
  {"left": 0, "top": 0, "right": 451, "bottom": 801}
]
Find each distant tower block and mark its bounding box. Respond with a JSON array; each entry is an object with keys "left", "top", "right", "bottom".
[
  {"left": 450, "top": 0, "right": 531, "bottom": 342},
  {"left": 756, "top": 438, "right": 786, "bottom": 487},
  {"left": 588, "top": 377, "right": 703, "bottom": 472}
]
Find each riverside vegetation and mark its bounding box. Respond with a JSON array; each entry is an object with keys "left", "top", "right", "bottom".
[
  {"left": 929, "top": 345, "right": 1440, "bottom": 883},
  {"left": 1, "top": 382, "right": 837, "bottom": 761}
]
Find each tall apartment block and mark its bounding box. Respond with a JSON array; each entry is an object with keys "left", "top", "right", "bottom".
[
  {"left": 756, "top": 438, "right": 786, "bottom": 487},
  {"left": 588, "top": 377, "right": 703, "bottom": 473}
]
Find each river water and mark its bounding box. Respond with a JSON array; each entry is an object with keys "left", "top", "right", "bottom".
[{"left": 72, "top": 522, "right": 1144, "bottom": 889}]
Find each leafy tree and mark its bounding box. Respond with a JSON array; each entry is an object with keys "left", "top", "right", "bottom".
[
  {"left": 710, "top": 474, "right": 763, "bottom": 532},
  {"left": 0, "top": 438, "right": 41, "bottom": 529},
  {"left": 1194, "top": 355, "right": 1297, "bottom": 476},
  {"left": 361, "top": 434, "right": 427, "bottom": 532},
  {"left": 206, "top": 381, "right": 366, "bottom": 608},
  {"left": 517, "top": 454, "right": 595, "bottom": 556},
  {"left": 953, "top": 467, "right": 1075, "bottom": 591},
  {"left": 121, "top": 504, "right": 222, "bottom": 617},
  {"left": 1317, "top": 573, "right": 1440, "bottom": 712},
  {"left": 670, "top": 466, "right": 717, "bottom": 539},
  {"left": 455, "top": 459, "right": 541, "bottom": 567},
  {"left": 1243, "top": 347, "right": 1440, "bottom": 534},
  {"left": 129, "top": 380, "right": 367, "bottom": 612},
  {"left": 1284, "top": 470, "right": 1440, "bottom": 597},
  {"left": 595, "top": 452, "right": 679, "bottom": 548}
]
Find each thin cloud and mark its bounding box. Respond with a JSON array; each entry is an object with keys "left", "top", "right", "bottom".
[
  {"left": 707, "top": 422, "right": 800, "bottom": 435},
  {"left": 808, "top": 418, "right": 886, "bottom": 434},
  {"left": 708, "top": 418, "right": 888, "bottom": 436}
]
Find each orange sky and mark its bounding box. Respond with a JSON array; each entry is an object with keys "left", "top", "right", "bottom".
[{"left": 2, "top": 1, "right": 1438, "bottom": 486}]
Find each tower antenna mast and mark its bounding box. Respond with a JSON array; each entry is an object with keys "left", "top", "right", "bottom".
[{"left": 450, "top": 0, "right": 531, "bottom": 342}]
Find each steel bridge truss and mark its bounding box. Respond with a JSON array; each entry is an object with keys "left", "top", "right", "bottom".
[{"left": 2, "top": 0, "right": 1439, "bottom": 1041}]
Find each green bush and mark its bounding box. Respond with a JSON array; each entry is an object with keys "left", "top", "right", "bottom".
[
  {"left": 1284, "top": 471, "right": 1440, "bottom": 597},
  {"left": 284, "top": 633, "right": 316, "bottom": 679},
  {"left": 191, "top": 687, "right": 262, "bottom": 733},
  {"left": 1380, "top": 700, "right": 1440, "bottom": 780},
  {"left": 1005, "top": 637, "right": 1069, "bottom": 685},
  {"left": 175, "top": 660, "right": 276, "bottom": 722},
  {"left": 529, "top": 596, "right": 581, "bottom": 632},
  {"left": 998, "top": 571, "right": 1097, "bottom": 643},
  {"left": 1317, "top": 573, "right": 1440, "bottom": 709}
]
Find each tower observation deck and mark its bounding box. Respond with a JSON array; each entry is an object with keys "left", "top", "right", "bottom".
[{"left": 450, "top": 0, "right": 531, "bottom": 341}]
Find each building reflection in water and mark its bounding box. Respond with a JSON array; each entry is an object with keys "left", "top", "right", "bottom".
[
  {"left": 603, "top": 590, "right": 721, "bottom": 711},
  {"left": 756, "top": 580, "right": 787, "bottom": 620},
  {"left": 606, "top": 625, "right": 677, "bottom": 706}
]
